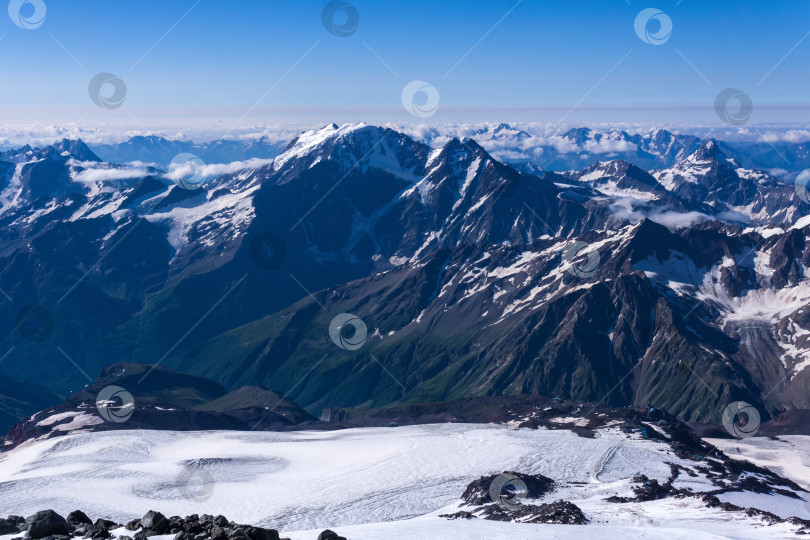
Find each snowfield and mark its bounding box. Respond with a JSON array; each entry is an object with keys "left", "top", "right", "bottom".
[
  {"left": 708, "top": 435, "right": 810, "bottom": 491},
  {"left": 0, "top": 425, "right": 805, "bottom": 539}
]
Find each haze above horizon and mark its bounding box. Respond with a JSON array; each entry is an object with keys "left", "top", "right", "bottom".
[{"left": 1, "top": 0, "right": 809, "bottom": 125}]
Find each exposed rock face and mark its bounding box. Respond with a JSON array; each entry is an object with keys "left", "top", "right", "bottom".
[
  {"left": 443, "top": 472, "right": 586, "bottom": 525},
  {"left": 2, "top": 363, "right": 315, "bottom": 448},
  {"left": 476, "top": 500, "right": 588, "bottom": 525},
  {"left": 461, "top": 471, "right": 555, "bottom": 506}
]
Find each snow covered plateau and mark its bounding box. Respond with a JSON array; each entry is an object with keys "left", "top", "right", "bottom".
[{"left": 0, "top": 424, "right": 807, "bottom": 539}]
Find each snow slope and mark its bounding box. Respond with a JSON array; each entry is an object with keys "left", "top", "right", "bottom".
[
  {"left": 0, "top": 425, "right": 805, "bottom": 538},
  {"left": 707, "top": 435, "right": 810, "bottom": 491}
]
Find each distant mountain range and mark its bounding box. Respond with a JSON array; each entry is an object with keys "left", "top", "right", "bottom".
[
  {"left": 88, "top": 135, "right": 286, "bottom": 166},
  {"left": 52, "top": 125, "right": 810, "bottom": 181},
  {"left": 0, "top": 123, "right": 809, "bottom": 430},
  {"left": 465, "top": 124, "right": 810, "bottom": 178}
]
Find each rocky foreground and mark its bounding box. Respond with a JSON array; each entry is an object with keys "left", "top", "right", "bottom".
[{"left": 0, "top": 510, "right": 347, "bottom": 540}]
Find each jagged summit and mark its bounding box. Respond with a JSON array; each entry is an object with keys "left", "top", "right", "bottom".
[
  {"left": 690, "top": 139, "right": 728, "bottom": 162},
  {"left": 0, "top": 138, "right": 100, "bottom": 163}
]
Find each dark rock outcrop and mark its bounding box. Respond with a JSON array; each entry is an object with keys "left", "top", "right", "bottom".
[
  {"left": 317, "top": 531, "right": 347, "bottom": 540},
  {"left": 25, "top": 510, "right": 70, "bottom": 539}
]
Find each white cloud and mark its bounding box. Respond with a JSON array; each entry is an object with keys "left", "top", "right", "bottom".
[
  {"left": 72, "top": 165, "right": 153, "bottom": 183},
  {"left": 759, "top": 130, "right": 810, "bottom": 144},
  {"left": 608, "top": 198, "right": 712, "bottom": 229},
  {"left": 649, "top": 210, "right": 712, "bottom": 228},
  {"left": 583, "top": 138, "right": 638, "bottom": 154},
  {"left": 72, "top": 156, "right": 277, "bottom": 186},
  {"left": 164, "top": 157, "right": 275, "bottom": 182}
]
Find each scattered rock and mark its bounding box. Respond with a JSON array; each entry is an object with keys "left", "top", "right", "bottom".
[
  {"left": 96, "top": 519, "right": 117, "bottom": 529},
  {"left": 14, "top": 510, "right": 282, "bottom": 540},
  {"left": 0, "top": 518, "right": 20, "bottom": 535},
  {"left": 245, "top": 527, "right": 279, "bottom": 540},
  {"left": 73, "top": 524, "right": 92, "bottom": 537},
  {"left": 26, "top": 510, "right": 71, "bottom": 539},
  {"left": 437, "top": 511, "right": 473, "bottom": 520},
  {"left": 316, "top": 531, "right": 346, "bottom": 540},
  {"left": 86, "top": 527, "right": 112, "bottom": 539},
  {"left": 461, "top": 471, "right": 554, "bottom": 506},
  {"left": 208, "top": 526, "right": 226, "bottom": 540},
  {"left": 479, "top": 500, "right": 588, "bottom": 524},
  {"left": 446, "top": 472, "right": 586, "bottom": 525},
  {"left": 140, "top": 511, "right": 169, "bottom": 535},
  {"left": 66, "top": 512, "right": 92, "bottom": 527},
  {"left": 226, "top": 529, "right": 247, "bottom": 540}
]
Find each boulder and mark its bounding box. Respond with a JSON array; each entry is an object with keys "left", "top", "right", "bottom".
[
  {"left": 140, "top": 512, "right": 169, "bottom": 535},
  {"left": 26, "top": 510, "right": 71, "bottom": 539},
  {"left": 183, "top": 521, "right": 204, "bottom": 534},
  {"left": 0, "top": 518, "right": 20, "bottom": 535},
  {"left": 85, "top": 528, "right": 111, "bottom": 539},
  {"left": 66, "top": 512, "right": 93, "bottom": 527},
  {"left": 245, "top": 527, "right": 279, "bottom": 540},
  {"left": 93, "top": 519, "right": 118, "bottom": 531},
  {"left": 227, "top": 528, "right": 248, "bottom": 540},
  {"left": 316, "top": 531, "right": 346, "bottom": 540},
  {"left": 210, "top": 525, "right": 227, "bottom": 540}
]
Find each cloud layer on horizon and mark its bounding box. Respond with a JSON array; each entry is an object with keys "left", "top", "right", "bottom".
[{"left": 1, "top": 121, "right": 810, "bottom": 150}]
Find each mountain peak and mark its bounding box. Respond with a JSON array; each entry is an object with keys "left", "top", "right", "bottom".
[
  {"left": 53, "top": 138, "right": 101, "bottom": 162},
  {"left": 473, "top": 123, "right": 531, "bottom": 139},
  {"left": 272, "top": 123, "right": 428, "bottom": 181},
  {"left": 0, "top": 138, "right": 101, "bottom": 163},
  {"left": 562, "top": 127, "right": 594, "bottom": 145},
  {"left": 692, "top": 139, "right": 726, "bottom": 161}
]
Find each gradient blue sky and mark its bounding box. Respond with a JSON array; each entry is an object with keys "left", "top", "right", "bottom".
[{"left": 1, "top": 0, "right": 808, "bottom": 128}]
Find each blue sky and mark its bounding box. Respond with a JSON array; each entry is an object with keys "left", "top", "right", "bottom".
[{"left": 0, "top": 0, "right": 808, "bottom": 129}]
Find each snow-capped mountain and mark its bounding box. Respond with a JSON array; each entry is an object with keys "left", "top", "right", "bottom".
[
  {"left": 89, "top": 135, "right": 286, "bottom": 167},
  {"left": 437, "top": 124, "right": 810, "bottom": 180},
  {"left": 0, "top": 123, "right": 808, "bottom": 428},
  {"left": 467, "top": 125, "right": 704, "bottom": 172},
  {"left": 653, "top": 140, "right": 803, "bottom": 224}
]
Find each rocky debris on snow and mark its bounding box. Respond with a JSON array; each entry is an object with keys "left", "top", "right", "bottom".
[
  {"left": 0, "top": 516, "right": 24, "bottom": 535},
  {"left": 442, "top": 471, "right": 587, "bottom": 525},
  {"left": 316, "top": 531, "right": 347, "bottom": 540},
  {"left": 461, "top": 471, "right": 555, "bottom": 506},
  {"left": 476, "top": 500, "right": 588, "bottom": 524},
  {"left": 443, "top": 500, "right": 588, "bottom": 525},
  {"left": 0, "top": 510, "right": 291, "bottom": 540},
  {"left": 601, "top": 458, "right": 810, "bottom": 532},
  {"left": 701, "top": 494, "right": 810, "bottom": 532}
]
